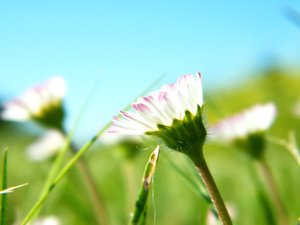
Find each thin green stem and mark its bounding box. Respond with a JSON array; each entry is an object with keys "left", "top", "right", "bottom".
[
  {"left": 258, "top": 158, "right": 289, "bottom": 225},
  {"left": 185, "top": 156, "right": 219, "bottom": 219},
  {"left": 161, "top": 154, "right": 218, "bottom": 219},
  {"left": 27, "top": 129, "right": 75, "bottom": 224},
  {"left": 21, "top": 74, "right": 165, "bottom": 225},
  {"left": 193, "top": 152, "right": 233, "bottom": 225},
  {"left": 21, "top": 124, "right": 110, "bottom": 225},
  {"left": 26, "top": 81, "right": 98, "bottom": 222},
  {"left": 69, "top": 142, "right": 107, "bottom": 225},
  {"left": 245, "top": 158, "right": 277, "bottom": 225},
  {"left": 267, "top": 133, "right": 300, "bottom": 166}
]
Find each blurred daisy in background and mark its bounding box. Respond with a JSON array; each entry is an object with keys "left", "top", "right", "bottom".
[
  {"left": 0, "top": 76, "right": 66, "bottom": 130},
  {"left": 26, "top": 129, "right": 65, "bottom": 161},
  {"left": 209, "top": 103, "right": 276, "bottom": 158}
]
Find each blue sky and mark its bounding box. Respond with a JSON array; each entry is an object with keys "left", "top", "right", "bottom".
[{"left": 0, "top": 1, "right": 300, "bottom": 139}]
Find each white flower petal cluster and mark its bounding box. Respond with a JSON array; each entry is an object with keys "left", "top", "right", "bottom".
[
  {"left": 210, "top": 103, "right": 276, "bottom": 141},
  {"left": 1, "top": 76, "right": 66, "bottom": 122},
  {"left": 111, "top": 73, "right": 203, "bottom": 135},
  {"left": 27, "top": 130, "right": 65, "bottom": 161}
]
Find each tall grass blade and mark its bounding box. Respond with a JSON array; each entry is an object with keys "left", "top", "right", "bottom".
[
  {"left": 1, "top": 148, "right": 8, "bottom": 225},
  {"left": 0, "top": 184, "right": 28, "bottom": 195},
  {"left": 22, "top": 74, "right": 166, "bottom": 225}
]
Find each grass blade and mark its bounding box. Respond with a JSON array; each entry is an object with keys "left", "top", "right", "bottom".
[
  {"left": 1, "top": 147, "right": 8, "bottom": 225},
  {"left": 21, "top": 74, "right": 166, "bottom": 225},
  {"left": 0, "top": 183, "right": 28, "bottom": 195},
  {"left": 20, "top": 122, "right": 110, "bottom": 225},
  {"left": 267, "top": 132, "right": 300, "bottom": 166},
  {"left": 27, "top": 78, "right": 105, "bottom": 223}
]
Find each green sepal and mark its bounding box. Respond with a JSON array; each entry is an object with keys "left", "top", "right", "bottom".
[
  {"left": 33, "top": 100, "right": 65, "bottom": 130},
  {"left": 234, "top": 132, "right": 266, "bottom": 159},
  {"left": 147, "top": 106, "right": 206, "bottom": 162}
]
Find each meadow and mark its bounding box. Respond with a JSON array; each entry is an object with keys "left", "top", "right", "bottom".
[{"left": 0, "top": 66, "right": 299, "bottom": 225}]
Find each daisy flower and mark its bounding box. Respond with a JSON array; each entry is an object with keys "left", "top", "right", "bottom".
[
  {"left": 210, "top": 103, "right": 276, "bottom": 158},
  {"left": 1, "top": 76, "right": 66, "bottom": 130},
  {"left": 110, "top": 73, "right": 206, "bottom": 156},
  {"left": 27, "top": 129, "right": 65, "bottom": 161},
  {"left": 111, "top": 73, "right": 233, "bottom": 225}
]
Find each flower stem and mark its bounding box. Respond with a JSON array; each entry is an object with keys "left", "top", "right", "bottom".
[
  {"left": 258, "top": 158, "right": 289, "bottom": 225},
  {"left": 193, "top": 152, "right": 233, "bottom": 225},
  {"left": 69, "top": 142, "right": 107, "bottom": 225},
  {"left": 161, "top": 154, "right": 219, "bottom": 219},
  {"left": 246, "top": 158, "right": 277, "bottom": 225}
]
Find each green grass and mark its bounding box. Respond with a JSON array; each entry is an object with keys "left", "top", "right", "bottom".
[{"left": 0, "top": 67, "right": 300, "bottom": 224}]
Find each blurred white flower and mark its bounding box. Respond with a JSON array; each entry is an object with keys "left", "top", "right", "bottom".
[
  {"left": 210, "top": 103, "right": 276, "bottom": 142},
  {"left": 1, "top": 76, "right": 66, "bottom": 129},
  {"left": 31, "top": 216, "right": 61, "bottom": 225},
  {"left": 27, "top": 130, "right": 65, "bottom": 161}
]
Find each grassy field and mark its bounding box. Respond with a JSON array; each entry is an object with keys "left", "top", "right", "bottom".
[{"left": 0, "top": 67, "right": 300, "bottom": 225}]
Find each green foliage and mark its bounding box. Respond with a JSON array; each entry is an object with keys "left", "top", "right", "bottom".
[{"left": 0, "top": 67, "right": 300, "bottom": 224}]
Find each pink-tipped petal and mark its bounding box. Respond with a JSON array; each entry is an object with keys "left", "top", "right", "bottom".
[{"left": 110, "top": 73, "right": 205, "bottom": 135}]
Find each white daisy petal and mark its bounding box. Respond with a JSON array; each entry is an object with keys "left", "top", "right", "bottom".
[
  {"left": 142, "top": 95, "right": 172, "bottom": 125},
  {"left": 157, "top": 91, "right": 177, "bottom": 122},
  {"left": 210, "top": 103, "right": 277, "bottom": 141},
  {"left": 195, "top": 73, "right": 204, "bottom": 107},
  {"left": 19, "top": 89, "right": 43, "bottom": 115},
  {"left": 1, "top": 76, "right": 66, "bottom": 127},
  {"left": 110, "top": 73, "right": 204, "bottom": 135},
  {"left": 1, "top": 101, "right": 30, "bottom": 121},
  {"left": 47, "top": 76, "right": 66, "bottom": 100}
]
